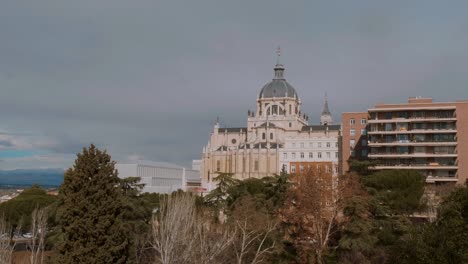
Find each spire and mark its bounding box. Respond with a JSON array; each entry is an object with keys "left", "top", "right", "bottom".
[
  {"left": 274, "top": 46, "right": 285, "bottom": 79},
  {"left": 320, "top": 93, "right": 333, "bottom": 125},
  {"left": 322, "top": 92, "right": 331, "bottom": 115}
]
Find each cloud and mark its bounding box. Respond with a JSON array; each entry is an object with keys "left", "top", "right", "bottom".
[
  {"left": 1, "top": 0, "right": 468, "bottom": 168},
  {"left": 0, "top": 140, "right": 14, "bottom": 148}
]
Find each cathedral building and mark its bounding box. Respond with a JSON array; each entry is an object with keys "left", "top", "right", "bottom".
[{"left": 201, "top": 56, "right": 342, "bottom": 189}]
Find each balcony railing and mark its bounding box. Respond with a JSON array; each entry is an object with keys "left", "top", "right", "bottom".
[
  {"left": 369, "top": 151, "right": 456, "bottom": 155},
  {"left": 371, "top": 164, "right": 458, "bottom": 170},
  {"left": 368, "top": 129, "right": 456, "bottom": 134}
]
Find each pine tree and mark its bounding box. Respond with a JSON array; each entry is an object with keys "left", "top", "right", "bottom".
[{"left": 53, "top": 144, "right": 134, "bottom": 264}]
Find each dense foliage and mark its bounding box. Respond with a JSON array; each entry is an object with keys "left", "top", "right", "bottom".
[
  {"left": 5, "top": 146, "right": 466, "bottom": 264},
  {"left": 393, "top": 186, "right": 468, "bottom": 264},
  {"left": 0, "top": 184, "right": 57, "bottom": 230},
  {"left": 53, "top": 144, "right": 136, "bottom": 264}
]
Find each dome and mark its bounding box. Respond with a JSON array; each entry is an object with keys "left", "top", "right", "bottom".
[{"left": 258, "top": 63, "right": 298, "bottom": 99}]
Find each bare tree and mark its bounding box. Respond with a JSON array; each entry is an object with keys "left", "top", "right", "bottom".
[
  {"left": 28, "top": 207, "right": 48, "bottom": 264},
  {"left": 280, "top": 171, "right": 357, "bottom": 264},
  {"left": 0, "top": 216, "right": 16, "bottom": 264},
  {"left": 151, "top": 193, "right": 235, "bottom": 264},
  {"left": 233, "top": 220, "right": 276, "bottom": 264}
]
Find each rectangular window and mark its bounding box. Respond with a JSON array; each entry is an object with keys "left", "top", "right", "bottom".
[
  {"left": 361, "top": 139, "right": 367, "bottom": 146},
  {"left": 326, "top": 165, "right": 331, "bottom": 173},
  {"left": 283, "top": 153, "right": 288, "bottom": 159},
  {"left": 300, "top": 143, "right": 304, "bottom": 148},
  {"left": 361, "top": 149, "right": 368, "bottom": 156},
  {"left": 350, "top": 139, "right": 355, "bottom": 147},
  {"left": 350, "top": 119, "right": 356, "bottom": 125},
  {"left": 318, "top": 152, "right": 322, "bottom": 158},
  {"left": 292, "top": 153, "right": 296, "bottom": 159},
  {"left": 326, "top": 142, "right": 331, "bottom": 148},
  {"left": 254, "top": 160, "right": 259, "bottom": 171},
  {"left": 350, "top": 129, "right": 355, "bottom": 136},
  {"left": 216, "top": 160, "right": 221, "bottom": 171},
  {"left": 309, "top": 142, "right": 313, "bottom": 147},
  {"left": 335, "top": 152, "right": 339, "bottom": 158},
  {"left": 309, "top": 152, "right": 313, "bottom": 158},
  {"left": 318, "top": 142, "right": 322, "bottom": 148},
  {"left": 291, "top": 164, "right": 296, "bottom": 173},
  {"left": 335, "top": 142, "right": 339, "bottom": 148},
  {"left": 385, "top": 123, "right": 392, "bottom": 131},
  {"left": 300, "top": 152, "right": 304, "bottom": 158},
  {"left": 361, "top": 129, "right": 367, "bottom": 135},
  {"left": 300, "top": 165, "right": 304, "bottom": 173},
  {"left": 361, "top": 118, "right": 367, "bottom": 125},
  {"left": 350, "top": 150, "right": 355, "bottom": 157},
  {"left": 326, "top": 152, "right": 331, "bottom": 158},
  {"left": 317, "top": 165, "right": 322, "bottom": 173},
  {"left": 292, "top": 143, "right": 296, "bottom": 148}
]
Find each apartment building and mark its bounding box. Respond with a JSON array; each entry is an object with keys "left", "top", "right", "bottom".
[
  {"left": 366, "top": 97, "right": 468, "bottom": 184},
  {"left": 341, "top": 112, "right": 369, "bottom": 173}
]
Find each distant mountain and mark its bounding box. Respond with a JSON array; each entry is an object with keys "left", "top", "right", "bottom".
[{"left": 0, "top": 168, "right": 64, "bottom": 187}]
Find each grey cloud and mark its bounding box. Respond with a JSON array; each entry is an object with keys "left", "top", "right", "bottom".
[
  {"left": 1, "top": 0, "right": 468, "bottom": 168},
  {"left": 0, "top": 140, "right": 14, "bottom": 148}
]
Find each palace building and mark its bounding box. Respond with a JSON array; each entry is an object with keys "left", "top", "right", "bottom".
[{"left": 200, "top": 55, "right": 341, "bottom": 189}]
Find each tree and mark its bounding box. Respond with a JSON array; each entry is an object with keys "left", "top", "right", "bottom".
[
  {"left": 0, "top": 185, "right": 56, "bottom": 231},
  {"left": 204, "top": 172, "right": 239, "bottom": 217},
  {"left": 151, "top": 192, "right": 235, "bottom": 264},
  {"left": 0, "top": 216, "right": 16, "bottom": 264},
  {"left": 280, "top": 169, "right": 355, "bottom": 264},
  {"left": 393, "top": 186, "right": 468, "bottom": 264},
  {"left": 228, "top": 195, "right": 279, "bottom": 264},
  {"left": 29, "top": 207, "right": 48, "bottom": 264},
  {"left": 348, "top": 160, "right": 376, "bottom": 176},
  {"left": 53, "top": 144, "right": 134, "bottom": 264},
  {"left": 120, "top": 176, "right": 153, "bottom": 263},
  {"left": 362, "top": 170, "right": 425, "bottom": 215}
]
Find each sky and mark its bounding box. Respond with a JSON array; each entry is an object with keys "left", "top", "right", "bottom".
[{"left": 1, "top": 0, "right": 468, "bottom": 170}]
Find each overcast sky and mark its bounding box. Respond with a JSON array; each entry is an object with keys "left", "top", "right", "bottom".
[{"left": 1, "top": 0, "right": 468, "bottom": 170}]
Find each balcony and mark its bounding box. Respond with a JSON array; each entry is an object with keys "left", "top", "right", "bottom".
[
  {"left": 368, "top": 152, "right": 457, "bottom": 158},
  {"left": 372, "top": 164, "right": 458, "bottom": 170},
  {"left": 368, "top": 129, "right": 456, "bottom": 135},
  {"left": 368, "top": 117, "right": 457, "bottom": 123},
  {"left": 426, "top": 176, "right": 458, "bottom": 183},
  {"left": 368, "top": 141, "right": 457, "bottom": 147}
]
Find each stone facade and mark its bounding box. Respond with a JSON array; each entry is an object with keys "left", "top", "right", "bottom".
[{"left": 201, "top": 58, "right": 342, "bottom": 190}]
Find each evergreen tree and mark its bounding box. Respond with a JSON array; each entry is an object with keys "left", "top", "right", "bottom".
[
  {"left": 53, "top": 144, "right": 134, "bottom": 264},
  {"left": 204, "top": 172, "right": 239, "bottom": 209},
  {"left": 393, "top": 186, "right": 468, "bottom": 264}
]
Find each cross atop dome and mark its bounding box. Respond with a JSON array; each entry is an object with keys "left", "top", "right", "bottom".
[
  {"left": 276, "top": 45, "right": 281, "bottom": 64},
  {"left": 274, "top": 46, "right": 285, "bottom": 79}
]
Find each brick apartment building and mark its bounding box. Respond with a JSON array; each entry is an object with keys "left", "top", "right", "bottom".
[{"left": 342, "top": 97, "right": 468, "bottom": 185}]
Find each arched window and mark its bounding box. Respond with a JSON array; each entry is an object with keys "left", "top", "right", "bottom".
[
  {"left": 272, "top": 105, "right": 278, "bottom": 115},
  {"left": 289, "top": 105, "right": 292, "bottom": 115},
  {"left": 267, "top": 108, "right": 270, "bottom": 116},
  {"left": 262, "top": 133, "right": 266, "bottom": 140},
  {"left": 270, "top": 133, "right": 273, "bottom": 140}
]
